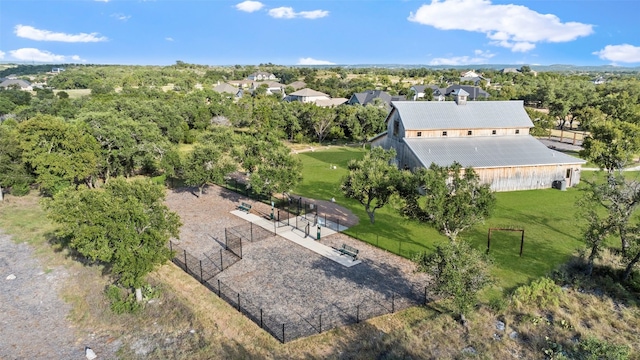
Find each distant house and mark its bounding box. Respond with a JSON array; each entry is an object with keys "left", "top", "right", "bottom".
[
  {"left": 348, "top": 90, "right": 405, "bottom": 108},
  {"left": 213, "top": 82, "right": 242, "bottom": 97},
  {"left": 410, "top": 85, "right": 445, "bottom": 101},
  {"left": 315, "top": 98, "right": 348, "bottom": 107},
  {"left": 227, "top": 79, "right": 253, "bottom": 88},
  {"left": 252, "top": 81, "right": 286, "bottom": 97},
  {"left": 460, "top": 70, "right": 490, "bottom": 86},
  {"left": 501, "top": 68, "right": 520, "bottom": 74},
  {"left": 592, "top": 76, "right": 606, "bottom": 85},
  {"left": 288, "top": 81, "right": 307, "bottom": 91},
  {"left": 285, "top": 88, "right": 330, "bottom": 103},
  {"left": 51, "top": 67, "right": 65, "bottom": 73},
  {"left": 0, "top": 79, "right": 32, "bottom": 91},
  {"left": 444, "top": 85, "right": 490, "bottom": 101},
  {"left": 247, "top": 72, "right": 277, "bottom": 81},
  {"left": 375, "top": 93, "right": 585, "bottom": 191}
]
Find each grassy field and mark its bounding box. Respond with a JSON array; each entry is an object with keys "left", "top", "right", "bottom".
[{"left": 293, "top": 146, "right": 592, "bottom": 295}]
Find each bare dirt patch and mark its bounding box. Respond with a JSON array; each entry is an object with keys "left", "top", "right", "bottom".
[{"left": 0, "top": 233, "right": 118, "bottom": 359}]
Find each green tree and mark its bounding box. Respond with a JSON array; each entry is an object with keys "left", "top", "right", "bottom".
[
  {"left": 0, "top": 120, "right": 33, "bottom": 199},
  {"left": 581, "top": 121, "right": 640, "bottom": 173},
  {"left": 409, "top": 162, "right": 495, "bottom": 242},
  {"left": 414, "top": 241, "right": 493, "bottom": 317},
  {"left": 44, "top": 178, "right": 181, "bottom": 302},
  {"left": 341, "top": 147, "right": 402, "bottom": 224},
  {"left": 183, "top": 142, "right": 237, "bottom": 196},
  {"left": 18, "top": 115, "right": 99, "bottom": 194},
  {"left": 240, "top": 135, "right": 302, "bottom": 196}
]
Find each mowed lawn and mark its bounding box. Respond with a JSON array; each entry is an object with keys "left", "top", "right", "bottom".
[{"left": 293, "top": 146, "right": 590, "bottom": 294}]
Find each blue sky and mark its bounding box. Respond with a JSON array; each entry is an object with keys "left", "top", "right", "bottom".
[{"left": 1, "top": 0, "right": 639, "bottom": 66}]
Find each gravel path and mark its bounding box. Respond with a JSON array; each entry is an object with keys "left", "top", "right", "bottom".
[
  {"left": 0, "top": 233, "right": 83, "bottom": 359},
  {"left": 0, "top": 233, "right": 120, "bottom": 360}
]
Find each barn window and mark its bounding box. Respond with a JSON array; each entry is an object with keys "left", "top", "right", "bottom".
[
  {"left": 492, "top": 130, "right": 497, "bottom": 135},
  {"left": 417, "top": 131, "right": 422, "bottom": 137},
  {"left": 442, "top": 131, "right": 448, "bottom": 136},
  {"left": 467, "top": 130, "right": 473, "bottom": 136},
  {"left": 515, "top": 129, "right": 520, "bottom": 134},
  {"left": 393, "top": 120, "right": 399, "bottom": 136}
]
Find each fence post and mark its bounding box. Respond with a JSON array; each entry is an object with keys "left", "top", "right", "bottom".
[
  {"left": 319, "top": 314, "right": 322, "bottom": 334},
  {"left": 199, "top": 260, "right": 203, "bottom": 283},
  {"left": 237, "top": 293, "right": 241, "bottom": 311},
  {"left": 392, "top": 294, "right": 395, "bottom": 313},
  {"left": 169, "top": 241, "right": 173, "bottom": 253},
  {"left": 282, "top": 323, "right": 285, "bottom": 344},
  {"left": 218, "top": 279, "right": 221, "bottom": 297},
  {"left": 250, "top": 222, "right": 253, "bottom": 241},
  {"left": 183, "top": 250, "right": 188, "bottom": 272},
  {"left": 220, "top": 249, "right": 223, "bottom": 271},
  {"left": 424, "top": 286, "right": 428, "bottom": 305},
  {"left": 260, "top": 309, "right": 263, "bottom": 328},
  {"left": 356, "top": 305, "right": 360, "bottom": 323}
]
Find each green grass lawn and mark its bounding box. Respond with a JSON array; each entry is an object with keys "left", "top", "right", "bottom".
[{"left": 293, "top": 146, "right": 597, "bottom": 295}]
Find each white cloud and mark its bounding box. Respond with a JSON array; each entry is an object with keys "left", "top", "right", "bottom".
[
  {"left": 9, "top": 48, "right": 66, "bottom": 62},
  {"left": 236, "top": 1, "right": 264, "bottom": 12},
  {"left": 269, "top": 6, "right": 328, "bottom": 19},
  {"left": 111, "top": 13, "right": 131, "bottom": 21},
  {"left": 165, "top": 37, "right": 174, "bottom": 42},
  {"left": 429, "top": 49, "right": 495, "bottom": 65},
  {"left": 299, "top": 10, "right": 329, "bottom": 19},
  {"left": 297, "top": 57, "right": 336, "bottom": 65},
  {"left": 408, "top": 0, "right": 593, "bottom": 52},
  {"left": 15, "top": 25, "right": 107, "bottom": 43},
  {"left": 0, "top": 51, "right": 5, "bottom": 60},
  {"left": 95, "top": 0, "right": 110, "bottom": 2},
  {"left": 269, "top": 7, "right": 296, "bottom": 19},
  {"left": 593, "top": 44, "right": 640, "bottom": 63}
]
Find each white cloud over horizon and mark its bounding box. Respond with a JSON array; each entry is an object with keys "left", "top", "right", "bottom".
[
  {"left": 269, "top": 7, "right": 328, "bottom": 19},
  {"left": 235, "top": 1, "right": 264, "bottom": 13},
  {"left": 165, "top": 37, "right": 174, "bottom": 42},
  {"left": 8, "top": 48, "right": 79, "bottom": 62},
  {"left": 409, "top": 0, "right": 593, "bottom": 52},
  {"left": 0, "top": 51, "right": 5, "bottom": 60},
  {"left": 593, "top": 44, "right": 640, "bottom": 63},
  {"left": 15, "top": 25, "right": 107, "bottom": 42},
  {"left": 429, "top": 49, "right": 496, "bottom": 65},
  {"left": 297, "top": 57, "right": 336, "bottom": 65}
]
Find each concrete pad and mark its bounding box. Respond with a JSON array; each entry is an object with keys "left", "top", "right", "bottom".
[{"left": 230, "top": 210, "right": 361, "bottom": 267}]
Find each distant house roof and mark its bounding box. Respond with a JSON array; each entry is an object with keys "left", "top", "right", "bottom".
[
  {"left": 288, "top": 81, "right": 306, "bottom": 90},
  {"left": 213, "top": 83, "right": 240, "bottom": 94},
  {"left": 389, "top": 101, "right": 533, "bottom": 130},
  {"left": 411, "top": 85, "right": 426, "bottom": 94},
  {"left": 445, "top": 85, "right": 490, "bottom": 100},
  {"left": 348, "top": 90, "right": 405, "bottom": 107},
  {"left": 405, "top": 135, "right": 585, "bottom": 169},
  {"left": 289, "top": 88, "right": 329, "bottom": 97},
  {"left": 258, "top": 81, "right": 285, "bottom": 88},
  {"left": 316, "top": 98, "right": 348, "bottom": 107},
  {"left": 502, "top": 68, "right": 520, "bottom": 74},
  {"left": 0, "top": 79, "right": 32, "bottom": 89}
]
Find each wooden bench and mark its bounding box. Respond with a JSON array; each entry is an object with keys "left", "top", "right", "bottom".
[
  {"left": 238, "top": 202, "right": 252, "bottom": 213},
  {"left": 337, "top": 244, "right": 359, "bottom": 260}
]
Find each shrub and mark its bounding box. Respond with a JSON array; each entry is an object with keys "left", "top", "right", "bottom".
[
  {"left": 513, "top": 277, "right": 564, "bottom": 308},
  {"left": 106, "top": 285, "right": 142, "bottom": 314}
]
